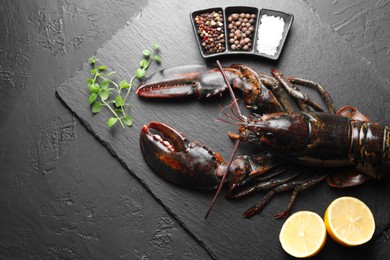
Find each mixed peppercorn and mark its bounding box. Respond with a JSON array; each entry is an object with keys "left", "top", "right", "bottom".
[
  {"left": 194, "top": 11, "right": 226, "bottom": 54},
  {"left": 227, "top": 12, "right": 256, "bottom": 51}
]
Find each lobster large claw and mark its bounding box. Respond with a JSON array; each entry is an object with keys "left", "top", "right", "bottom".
[
  {"left": 136, "top": 64, "right": 285, "bottom": 114},
  {"left": 136, "top": 65, "right": 240, "bottom": 99},
  {"left": 140, "top": 122, "right": 226, "bottom": 190}
]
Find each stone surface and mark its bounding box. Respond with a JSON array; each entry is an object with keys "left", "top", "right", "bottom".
[
  {"left": 303, "top": 0, "right": 390, "bottom": 84},
  {"left": 2, "top": 0, "right": 390, "bottom": 259},
  {"left": 57, "top": 0, "right": 390, "bottom": 259},
  {"left": 0, "top": 0, "right": 210, "bottom": 259}
]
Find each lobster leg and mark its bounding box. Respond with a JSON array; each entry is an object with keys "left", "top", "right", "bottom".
[
  {"left": 243, "top": 174, "right": 327, "bottom": 219},
  {"left": 227, "top": 152, "right": 282, "bottom": 190},
  {"left": 272, "top": 70, "right": 330, "bottom": 113},
  {"left": 256, "top": 72, "right": 298, "bottom": 113},
  {"left": 288, "top": 77, "right": 336, "bottom": 113},
  {"left": 272, "top": 70, "right": 324, "bottom": 112},
  {"left": 228, "top": 64, "right": 287, "bottom": 113},
  {"left": 274, "top": 174, "right": 327, "bottom": 218},
  {"left": 290, "top": 84, "right": 310, "bottom": 112},
  {"left": 230, "top": 64, "right": 295, "bottom": 113},
  {"left": 225, "top": 169, "right": 302, "bottom": 199}
]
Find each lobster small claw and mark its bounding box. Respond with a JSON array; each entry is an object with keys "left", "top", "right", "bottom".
[{"left": 140, "top": 121, "right": 226, "bottom": 190}]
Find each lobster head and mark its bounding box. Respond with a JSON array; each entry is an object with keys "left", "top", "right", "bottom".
[{"left": 140, "top": 122, "right": 226, "bottom": 190}]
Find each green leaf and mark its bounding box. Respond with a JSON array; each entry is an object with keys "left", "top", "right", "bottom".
[
  {"left": 98, "top": 65, "right": 107, "bottom": 71},
  {"left": 122, "top": 115, "right": 133, "bottom": 126},
  {"left": 153, "top": 43, "right": 159, "bottom": 50},
  {"left": 115, "top": 96, "right": 124, "bottom": 107},
  {"left": 91, "top": 102, "right": 103, "bottom": 113},
  {"left": 89, "top": 93, "right": 98, "bottom": 104},
  {"left": 99, "top": 89, "right": 110, "bottom": 101},
  {"left": 107, "top": 71, "right": 116, "bottom": 76},
  {"left": 153, "top": 55, "right": 161, "bottom": 63},
  {"left": 136, "top": 68, "right": 146, "bottom": 78},
  {"left": 101, "top": 79, "right": 110, "bottom": 89},
  {"left": 140, "top": 59, "right": 148, "bottom": 69},
  {"left": 86, "top": 78, "right": 94, "bottom": 86},
  {"left": 108, "top": 117, "right": 118, "bottom": 127},
  {"left": 89, "top": 83, "right": 100, "bottom": 93},
  {"left": 89, "top": 57, "right": 96, "bottom": 65},
  {"left": 114, "top": 109, "right": 123, "bottom": 115},
  {"left": 90, "top": 69, "right": 97, "bottom": 75},
  {"left": 119, "top": 80, "right": 130, "bottom": 89},
  {"left": 142, "top": 49, "right": 151, "bottom": 57}
]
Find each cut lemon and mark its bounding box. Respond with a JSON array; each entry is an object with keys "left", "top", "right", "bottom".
[
  {"left": 324, "top": 196, "right": 375, "bottom": 246},
  {"left": 279, "top": 211, "right": 326, "bottom": 258}
]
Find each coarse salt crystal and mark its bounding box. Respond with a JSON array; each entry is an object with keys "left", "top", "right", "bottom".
[{"left": 256, "top": 15, "right": 285, "bottom": 56}]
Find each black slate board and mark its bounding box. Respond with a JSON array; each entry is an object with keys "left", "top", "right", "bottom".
[{"left": 57, "top": 0, "right": 390, "bottom": 258}]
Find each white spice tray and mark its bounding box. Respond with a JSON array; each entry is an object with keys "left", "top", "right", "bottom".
[{"left": 190, "top": 6, "right": 294, "bottom": 60}]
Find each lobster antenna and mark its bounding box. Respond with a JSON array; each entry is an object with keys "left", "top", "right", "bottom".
[
  {"left": 218, "top": 104, "right": 236, "bottom": 122},
  {"left": 229, "top": 99, "right": 246, "bottom": 122},
  {"left": 216, "top": 104, "right": 244, "bottom": 125},
  {"left": 205, "top": 139, "right": 240, "bottom": 219},
  {"left": 205, "top": 60, "right": 242, "bottom": 219},
  {"left": 216, "top": 60, "right": 244, "bottom": 118}
]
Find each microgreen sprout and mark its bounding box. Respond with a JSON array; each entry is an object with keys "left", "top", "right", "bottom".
[{"left": 86, "top": 44, "right": 161, "bottom": 128}]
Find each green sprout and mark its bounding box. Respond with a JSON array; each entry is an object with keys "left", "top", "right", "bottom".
[{"left": 86, "top": 44, "right": 161, "bottom": 128}]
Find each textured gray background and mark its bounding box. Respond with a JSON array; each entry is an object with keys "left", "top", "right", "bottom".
[{"left": 1, "top": 0, "right": 390, "bottom": 259}]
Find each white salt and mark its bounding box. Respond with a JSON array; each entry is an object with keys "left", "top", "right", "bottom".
[{"left": 256, "top": 15, "right": 285, "bottom": 56}]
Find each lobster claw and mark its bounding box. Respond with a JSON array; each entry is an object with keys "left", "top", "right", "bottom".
[
  {"left": 136, "top": 64, "right": 285, "bottom": 115},
  {"left": 140, "top": 122, "right": 226, "bottom": 190},
  {"left": 136, "top": 65, "right": 241, "bottom": 99}
]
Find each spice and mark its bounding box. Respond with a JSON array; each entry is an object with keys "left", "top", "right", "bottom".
[
  {"left": 256, "top": 15, "right": 285, "bottom": 56},
  {"left": 194, "top": 11, "right": 225, "bottom": 54},
  {"left": 227, "top": 12, "right": 256, "bottom": 51}
]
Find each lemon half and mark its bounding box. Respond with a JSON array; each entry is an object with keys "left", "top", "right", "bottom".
[
  {"left": 279, "top": 211, "right": 326, "bottom": 258},
  {"left": 324, "top": 196, "right": 375, "bottom": 246}
]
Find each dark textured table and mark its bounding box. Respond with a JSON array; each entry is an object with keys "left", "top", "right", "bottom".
[{"left": 1, "top": 0, "right": 390, "bottom": 259}]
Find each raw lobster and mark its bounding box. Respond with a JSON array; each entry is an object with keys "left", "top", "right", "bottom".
[{"left": 136, "top": 63, "right": 390, "bottom": 218}]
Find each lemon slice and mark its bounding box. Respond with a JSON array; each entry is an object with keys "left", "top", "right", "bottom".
[
  {"left": 324, "top": 196, "right": 375, "bottom": 246},
  {"left": 279, "top": 211, "right": 326, "bottom": 258}
]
